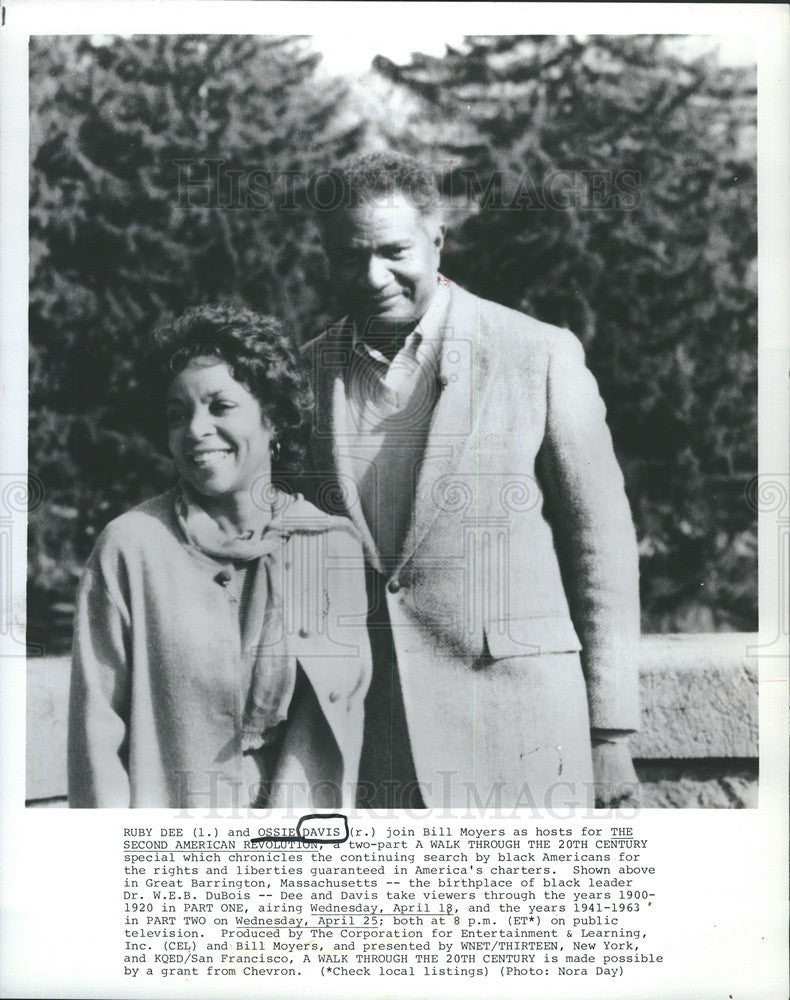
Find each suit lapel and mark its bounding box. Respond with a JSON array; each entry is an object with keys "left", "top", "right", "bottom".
[
  {"left": 398, "top": 284, "right": 495, "bottom": 571},
  {"left": 313, "top": 323, "right": 384, "bottom": 574},
  {"left": 315, "top": 286, "right": 498, "bottom": 577},
  {"left": 331, "top": 374, "right": 384, "bottom": 574}
]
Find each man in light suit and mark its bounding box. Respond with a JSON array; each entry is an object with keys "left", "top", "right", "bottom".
[{"left": 303, "top": 152, "right": 640, "bottom": 810}]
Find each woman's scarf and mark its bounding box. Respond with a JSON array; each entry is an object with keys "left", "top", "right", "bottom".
[{"left": 174, "top": 483, "right": 310, "bottom": 752}]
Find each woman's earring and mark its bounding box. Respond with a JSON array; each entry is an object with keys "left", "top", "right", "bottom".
[{"left": 270, "top": 439, "right": 281, "bottom": 462}]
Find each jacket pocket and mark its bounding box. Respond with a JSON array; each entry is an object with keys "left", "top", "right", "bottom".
[{"left": 484, "top": 616, "right": 582, "bottom": 659}]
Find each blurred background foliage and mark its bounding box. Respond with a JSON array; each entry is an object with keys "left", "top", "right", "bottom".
[{"left": 28, "top": 34, "right": 757, "bottom": 651}]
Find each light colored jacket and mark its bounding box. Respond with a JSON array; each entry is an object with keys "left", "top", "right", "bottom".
[
  {"left": 303, "top": 281, "right": 640, "bottom": 807},
  {"left": 68, "top": 491, "right": 372, "bottom": 809}
]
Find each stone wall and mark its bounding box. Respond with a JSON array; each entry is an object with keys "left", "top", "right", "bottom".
[
  {"left": 26, "top": 633, "right": 758, "bottom": 808},
  {"left": 632, "top": 634, "right": 758, "bottom": 808}
]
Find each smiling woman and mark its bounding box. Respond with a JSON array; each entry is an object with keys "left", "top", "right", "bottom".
[
  {"left": 145, "top": 306, "right": 310, "bottom": 476},
  {"left": 67, "top": 305, "right": 372, "bottom": 809},
  {"left": 166, "top": 360, "right": 274, "bottom": 518}
]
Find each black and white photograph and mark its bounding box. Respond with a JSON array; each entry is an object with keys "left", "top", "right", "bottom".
[
  {"left": 24, "top": 29, "right": 760, "bottom": 810},
  {"left": 1, "top": 3, "right": 787, "bottom": 998}
]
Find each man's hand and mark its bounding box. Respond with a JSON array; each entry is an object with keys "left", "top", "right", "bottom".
[{"left": 591, "top": 733, "right": 639, "bottom": 808}]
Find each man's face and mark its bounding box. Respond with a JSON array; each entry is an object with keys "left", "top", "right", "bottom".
[{"left": 325, "top": 192, "right": 444, "bottom": 333}]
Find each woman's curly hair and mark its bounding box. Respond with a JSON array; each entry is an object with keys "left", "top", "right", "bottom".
[{"left": 141, "top": 304, "right": 313, "bottom": 474}]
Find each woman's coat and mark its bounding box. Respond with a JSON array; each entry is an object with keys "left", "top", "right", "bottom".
[{"left": 68, "top": 491, "right": 372, "bottom": 809}]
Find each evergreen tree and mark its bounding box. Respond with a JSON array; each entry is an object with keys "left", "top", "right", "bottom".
[
  {"left": 28, "top": 34, "right": 757, "bottom": 645},
  {"left": 28, "top": 34, "right": 362, "bottom": 650},
  {"left": 373, "top": 35, "right": 757, "bottom": 631}
]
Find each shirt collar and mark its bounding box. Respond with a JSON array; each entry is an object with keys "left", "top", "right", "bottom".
[{"left": 350, "top": 277, "right": 450, "bottom": 363}]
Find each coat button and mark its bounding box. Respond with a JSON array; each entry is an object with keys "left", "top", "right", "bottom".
[
  {"left": 216, "top": 570, "right": 232, "bottom": 587},
  {"left": 387, "top": 577, "right": 401, "bottom": 594},
  {"left": 328, "top": 690, "right": 340, "bottom": 703},
  {"left": 298, "top": 626, "right": 310, "bottom": 638}
]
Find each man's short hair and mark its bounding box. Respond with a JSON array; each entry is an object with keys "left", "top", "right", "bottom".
[{"left": 310, "top": 152, "right": 440, "bottom": 228}]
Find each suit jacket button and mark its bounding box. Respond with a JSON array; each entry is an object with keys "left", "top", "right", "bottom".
[
  {"left": 328, "top": 690, "right": 340, "bottom": 703},
  {"left": 298, "top": 626, "right": 310, "bottom": 638},
  {"left": 387, "top": 577, "right": 401, "bottom": 594}
]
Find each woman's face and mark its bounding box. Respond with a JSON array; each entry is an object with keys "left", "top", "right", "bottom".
[{"left": 166, "top": 358, "right": 272, "bottom": 502}]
